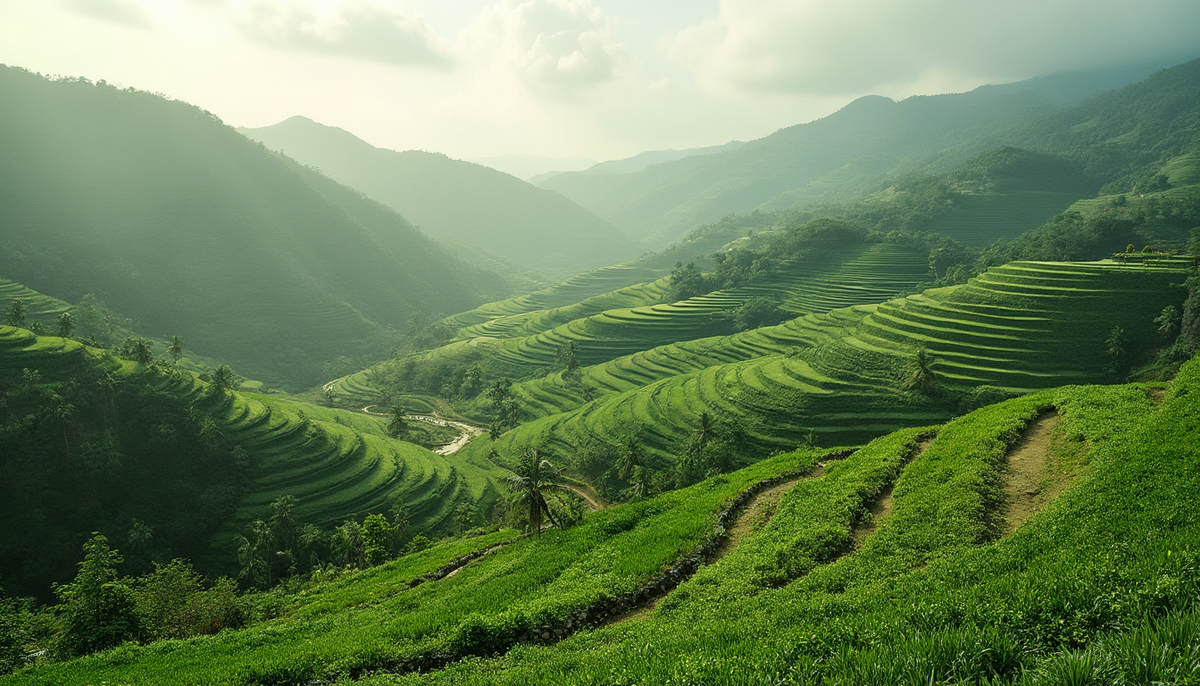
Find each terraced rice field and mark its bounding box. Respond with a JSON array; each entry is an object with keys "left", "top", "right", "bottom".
[
  {"left": 0, "top": 278, "right": 72, "bottom": 325},
  {"left": 188, "top": 386, "right": 503, "bottom": 567},
  {"left": 441, "top": 263, "right": 669, "bottom": 333},
  {"left": 921, "top": 191, "right": 1081, "bottom": 247},
  {"left": 0, "top": 325, "right": 502, "bottom": 572},
  {"left": 776, "top": 243, "right": 931, "bottom": 314},
  {"left": 494, "top": 261, "right": 1188, "bottom": 460},
  {"left": 328, "top": 244, "right": 931, "bottom": 408}
]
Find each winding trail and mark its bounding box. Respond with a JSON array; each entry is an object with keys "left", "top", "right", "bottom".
[
  {"left": 560, "top": 482, "right": 605, "bottom": 512},
  {"left": 361, "top": 405, "right": 484, "bottom": 456}
]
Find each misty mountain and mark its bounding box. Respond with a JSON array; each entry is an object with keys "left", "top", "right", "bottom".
[
  {"left": 540, "top": 63, "right": 1174, "bottom": 248},
  {"left": 241, "top": 117, "right": 635, "bottom": 276},
  {"left": 0, "top": 66, "right": 508, "bottom": 390}
]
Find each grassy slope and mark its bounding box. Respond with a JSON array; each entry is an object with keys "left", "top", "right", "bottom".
[
  {"left": 490, "top": 260, "right": 1188, "bottom": 462},
  {"left": 0, "top": 67, "right": 506, "bottom": 390},
  {"left": 19, "top": 353, "right": 1200, "bottom": 685}
]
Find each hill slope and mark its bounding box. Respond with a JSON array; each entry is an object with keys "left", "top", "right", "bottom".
[
  {"left": 12, "top": 355, "right": 1200, "bottom": 685},
  {"left": 541, "top": 62, "right": 1188, "bottom": 247},
  {"left": 0, "top": 325, "right": 500, "bottom": 599},
  {"left": 0, "top": 67, "right": 507, "bottom": 390},
  {"left": 240, "top": 117, "right": 635, "bottom": 276}
]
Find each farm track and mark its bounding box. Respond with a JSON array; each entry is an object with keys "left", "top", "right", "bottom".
[
  {"left": 360, "top": 405, "right": 483, "bottom": 456},
  {"left": 1000, "top": 411, "right": 1062, "bottom": 536},
  {"left": 851, "top": 434, "right": 935, "bottom": 546}
]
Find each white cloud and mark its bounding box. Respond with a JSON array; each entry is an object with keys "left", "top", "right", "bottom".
[
  {"left": 61, "top": 0, "right": 152, "bottom": 28},
  {"left": 237, "top": 1, "right": 455, "bottom": 69},
  {"left": 668, "top": 0, "right": 1200, "bottom": 96},
  {"left": 471, "top": 0, "right": 624, "bottom": 97}
]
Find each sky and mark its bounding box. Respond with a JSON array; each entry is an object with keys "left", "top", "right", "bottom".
[{"left": 1, "top": 0, "right": 1199, "bottom": 166}]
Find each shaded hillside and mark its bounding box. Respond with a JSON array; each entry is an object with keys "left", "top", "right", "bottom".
[
  {"left": 541, "top": 63, "right": 1182, "bottom": 247},
  {"left": 241, "top": 117, "right": 635, "bottom": 276},
  {"left": 0, "top": 67, "right": 507, "bottom": 390},
  {"left": 0, "top": 325, "right": 500, "bottom": 600}
]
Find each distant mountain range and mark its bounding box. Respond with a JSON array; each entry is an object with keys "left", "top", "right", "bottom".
[
  {"left": 241, "top": 117, "right": 636, "bottom": 277},
  {"left": 538, "top": 62, "right": 1179, "bottom": 247}
]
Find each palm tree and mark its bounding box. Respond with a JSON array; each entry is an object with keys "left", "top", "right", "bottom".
[
  {"left": 905, "top": 347, "right": 938, "bottom": 395},
  {"left": 130, "top": 338, "right": 154, "bottom": 365},
  {"left": 504, "top": 448, "right": 563, "bottom": 538},
  {"left": 615, "top": 432, "right": 644, "bottom": 481},
  {"left": 4, "top": 298, "right": 27, "bottom": 328},
  {"left": 57, "top": 311, "right": 75, "bottom": 338},
  {"left": 386, "top": 403, "right": 409, "bottom": 440},
  {"left": 48, "top": 397, "right": 75, "bottom": 457},
  {"left": 1154, "top": 306, "right": 1180, "bottom": 339},
  {"left": 167, "top": 335, "right": 184, "bottom": 364},
  {"left": 692, "top": 411, "right": 715, "bottom": 454}
]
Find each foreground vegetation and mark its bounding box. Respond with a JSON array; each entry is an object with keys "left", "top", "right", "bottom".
[{"left": 7, "top": 350, "right": 1199, "bottom": 683}]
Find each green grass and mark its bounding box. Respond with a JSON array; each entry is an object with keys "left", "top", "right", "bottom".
[
  {"left": 5, "top": 448, "right": 828, "bottom": 685},
  {"left": 490, "top": 260, "right": 1187, "bottom": 461},
  {"left": 22, "top": 356, "right": 1198, "bottom": 685}
]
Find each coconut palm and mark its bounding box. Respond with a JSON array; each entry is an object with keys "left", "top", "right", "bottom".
[
  {"left": 386, "top": 403, "right": 409, "bottom": 440},
  {"left": 504, "top": 448, "right": 563, "bottom": 538},
  {"left": 615, "top": 432, "right": 644, "bottom": 481},
  {"left": 905, "top": 346, "right": 938, "bottom": 395},
  {"left": 1155, "top": 306, "right": 1180, "bottom": 339},
  {"left": 167, "top": 335, "right": 183, "bottom": 364},
  {"left": 57, "top": 311, "right": 75, "bottom": 338}
]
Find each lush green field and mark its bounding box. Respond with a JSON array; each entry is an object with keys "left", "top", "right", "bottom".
[
  {"left": 16, "top": 353, "right": 1199, "bottom": 685},
  {"left": 492, "top": 260, "right": 1187, "bottom": 462}
]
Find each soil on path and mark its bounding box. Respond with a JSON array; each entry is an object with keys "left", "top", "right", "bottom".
[
  {"left": 851, "top": 435, "right": 935, "bottom": 546},
  {"left": 361, "top": 405, "right": 483, "bottom": 456},
  {"left": 1001, "top": 411, "right": 1063, "bottom": 535},
  {"left": 560, "top": 483, "right": 605, "bottom": 512}
]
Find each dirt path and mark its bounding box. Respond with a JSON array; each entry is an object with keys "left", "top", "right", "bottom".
[
  {"left": 361, "top": 405, "right": 483, "bottom": 456},
  {"left": 851, "top": 435, "right": 935, "bottom": 546},
  {"left": 560, "top": 483, "right": 605, "bottom": 512},
  {"left": 1001, "top": 411, "right": 1062, "bottom": 535}
]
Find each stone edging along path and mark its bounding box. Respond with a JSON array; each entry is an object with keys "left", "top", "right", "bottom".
[{"left": 338, "top": 449, "right": 856, "bottom": 681}]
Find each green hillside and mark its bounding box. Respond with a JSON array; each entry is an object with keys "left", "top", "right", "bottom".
[
  {"left": 11, "top": 351, "right": 1200, "bottom": 685},
  {"left": 539, "top": 66, "right": 1166, "bottom": 247},
  {"left": 240, "top": 117, "right": 635, "bottom": 277},
  {"left": 489, "top": 261, "right": 1188, "bottom": 469},
  {"left": 0, "top": 326, "right": 501, "bottom": 600},
  {"left": 328, "top": 228, "right": 936, "bottom": 411},
  {"left": 0, "top": 67, "right": 507, "bottom": 390}
]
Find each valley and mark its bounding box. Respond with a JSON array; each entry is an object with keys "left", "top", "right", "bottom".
[{"left": 1, "top": 41, "right": 1199, "bottom": 686}]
